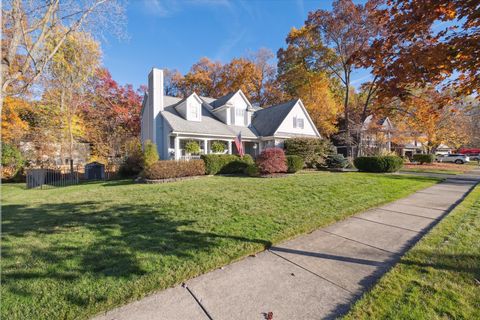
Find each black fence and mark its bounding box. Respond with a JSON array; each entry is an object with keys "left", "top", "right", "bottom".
[{"left": 26, "top": 168, "right": 79, "bottom": 189}]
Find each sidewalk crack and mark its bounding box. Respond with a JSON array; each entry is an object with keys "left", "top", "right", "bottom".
[{"left": 182, "top": 283, "right": 214, "bottom": 320}]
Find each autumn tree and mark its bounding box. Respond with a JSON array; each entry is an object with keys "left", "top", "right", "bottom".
[
  {"left": 386, "top": 87, "right": 469, "bottom": 153},
  {"left": 367, "top": 0, "right": 480, "bottom": 99},
  {"left": 277, "top": 26, "right": 342, "bottom": 136},
  {"left": 305, "top": 0, "right": 383, "bottom": 154},
  {"left": 179, "top": 57, "right": 223, "bottom": 97},
  {"left": 1, "top": 96, "right": 29, "bottom": 145},
  {"left": 1, "top": 0, "right": 125, "bottom": 98},
  {"left": 175, "top": 49, "right": 282, "bottom": 107},
  {"left": 43, "top": 28, "right": 101, "bottom": 165},
  {"left": 81, "top": 68, "right": 142, "bottom": 162}
]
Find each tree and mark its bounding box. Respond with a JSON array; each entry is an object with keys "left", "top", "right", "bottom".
[
  {"left": 387, "top": 87, "right": 469, "bottom": 153},
  {"left": 246, "top": 48, "right": 284, "bottom": 107},
  {"left": 143, "top": 140, "right": 159, "bottom": 168},
  {"left": 44, "top": 28, "right": 101, "bottom": 165},
  {"left": 305, "top": 0, "right": 383, "bottom": 155},
  {"left": 179, "top": 57, "right": 223, "bottom": 97},
  {"left": 1, "top": 0, "right": 125, "bottom": 98},
  {"left": 82, "top": 68, "right": 142, "bottom": 162},
  {"left": 277, "top": 27, "right": 342, "bottom": 137},
  {"left": 367, "top": 0, "right": 480, "bottom": 98},
  {"left": 1, "top": 96, "right": 29, "bottom": 145},
  {"left": 175, "top": 50, "right": 283, "bottom": 106}
]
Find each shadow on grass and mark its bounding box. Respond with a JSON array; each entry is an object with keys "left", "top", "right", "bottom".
[{"left": 2, "top": 201, "right": 271, "bottom": 307}]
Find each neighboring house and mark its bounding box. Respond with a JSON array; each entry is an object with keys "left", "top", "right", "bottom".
[
  {"left": 358, "top": 115, "right": 394, "bottom": 155},
  {"left": 19, "top": 141, "right": 91, "bottom": 166},
  {"left": 334, "top": 115, "right": 394, "bottom": 156},
  {"left": 141, "top": 68, "right": 321, "bottom": 160}
]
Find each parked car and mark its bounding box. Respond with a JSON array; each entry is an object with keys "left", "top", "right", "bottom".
[
  {"left": 437, "top": 154, "right": 470, "bottom": 164},
  {"left": 464, "top": 153, "right": 480, "bottom": 161}
]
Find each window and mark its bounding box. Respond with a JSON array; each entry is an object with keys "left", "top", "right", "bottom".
[
  {"left": 189, "top": 106, "right": 198, "bottom": 119},
  {"left": 297, "top": 118, "right": 304, "bottom": 129},
  {"left": 293, "top": 117, "right": 304, "bottom": 129},
  {"left": 235, "top": 108, "right": 245, "bottom": 117}
]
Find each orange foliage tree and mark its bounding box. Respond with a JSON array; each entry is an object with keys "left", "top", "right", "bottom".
[{"left": 367, "top": 0, "right": 480, "bottom": 98}]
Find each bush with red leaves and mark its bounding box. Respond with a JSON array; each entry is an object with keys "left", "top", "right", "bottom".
[{"left": 256, "top": 148, "right": 288, "bottom": 174}]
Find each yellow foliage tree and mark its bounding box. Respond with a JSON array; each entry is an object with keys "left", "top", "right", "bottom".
[{"left": 1, "top": 97, "right": 29, "bottom": 145}]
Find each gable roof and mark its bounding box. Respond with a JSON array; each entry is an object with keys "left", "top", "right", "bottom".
[
  {"left": 251, "top": 100, "right": 298, "bottom": 136},
  {"left": 210, "top": 92, "right": 236, "bottom": 109},
  {"left": 161, "top": 103, "right": 258, "bottom": 139}
]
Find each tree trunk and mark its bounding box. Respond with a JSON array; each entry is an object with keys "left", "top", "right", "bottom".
[{"left": 344, "top": 74, "right": 351, "bottom": 157}]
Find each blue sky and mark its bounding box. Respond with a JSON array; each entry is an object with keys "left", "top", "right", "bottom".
[{"left": 102, "top": 0, "right": 371, "bottom": 90}]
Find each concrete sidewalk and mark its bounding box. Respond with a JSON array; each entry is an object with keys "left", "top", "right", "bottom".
[{"left": 94, "top": 170, "right": 479, "bottom": 320}]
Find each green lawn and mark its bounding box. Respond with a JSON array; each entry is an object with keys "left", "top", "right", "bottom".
[
  {"left": 1, "top": 172, "right": 438, "bottom": 319},
  {"left": 344, "top": 185, "right": 480, "bottom": 320},
  {"left": 401, "top": 168, "right": 464, "bottom": 175}
]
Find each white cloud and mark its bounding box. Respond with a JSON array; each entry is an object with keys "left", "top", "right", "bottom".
[
  {"left": 215, "top": 29, "right": 247, "bottom": 61},
  {"left": 142, "top": 0, "right": 231, "bottom": 17}
]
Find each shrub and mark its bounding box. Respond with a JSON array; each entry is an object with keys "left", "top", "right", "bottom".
[
  {"left": 118, "top": 142, "right": 144, "bottom": 177},
  {"left": 143, "top": 160, "right": 205, "bottom": 180},
  {"left": 211, "top": 141, "right": 226, "bottom": 153},
  {"left": 185, "top": 141, "right": 200, "bottom": 154},
  {"left": 286, "top": 155, "right": 304, "bottom": 173},
  {"left": 143, "top": 140, "right": 159, "bottom": 168},
  {"left": 354, "top": 156, "right": 404, "bottom": 173},
  {"left": 245, "top": 164, "right": 260, "bottom": 177},
  {"left": 201, "top": 154, "right": 253, "bottom": 175},
  {"left": 412, "top": 154, "right": 435, "bottom": 164},
  {"left": 326, "top": 154, "right": 348, "bottom": 169},
  {"left": 256, "top": 147, "right": 288, "bottom": 174},
  {"left": 284, "top": 138, "right": 332, "bottom": 168},
  {"left": 1, "top": 143, "right": 24, "bottom": 180}
]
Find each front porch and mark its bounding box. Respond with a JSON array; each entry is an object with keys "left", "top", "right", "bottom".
[{"left": 168, "top": 135, "right": 259, "bottom": 160}]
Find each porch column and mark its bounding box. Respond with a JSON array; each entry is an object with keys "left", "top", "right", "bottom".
[
  {"left": 174, "top": 136, "right": 180, "bottom": 160},
  {"left": 203, "top": 139, "right": 209, "bottom": 155},
  {"left": 227, "top": 140, "right": 232, "bottom": 154}
]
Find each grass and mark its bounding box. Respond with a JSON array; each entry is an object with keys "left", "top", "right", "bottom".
[
  {"left": 1, "top": 172, "right": 438, "bottom": 319},
  {"left": 401, "top": 163, "right": 474, "bottom": 175},
  {"left": 344, "top": 184, "right": 480, "bottom": 320}
]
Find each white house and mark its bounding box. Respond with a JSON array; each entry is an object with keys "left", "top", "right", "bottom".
[{"left": 141, "top": 68, "right": 321, "bottom": 160}]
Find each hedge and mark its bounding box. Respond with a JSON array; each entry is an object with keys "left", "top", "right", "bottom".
[
  {"left": 286, "top": 155, "right": 304, "bottom": 173},
  {"left": 354, "top": 156, "right": 404, "bottom": 173},
  {"left": 143, "top": 160, "right": 205, "bottom": 180},
  {"left": 412, "top": 154, "right": 435, "bottom": 164},
  {"left": 245, "top": 164, "right": 260, "bottom": 177},
  {"left": 201, "top": 154, "right": 254, "bottom": 175},
  {"left": 256, "top": 148, "right": 287, "bottom": 174}
]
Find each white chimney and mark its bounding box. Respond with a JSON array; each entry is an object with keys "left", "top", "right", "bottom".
[{"left": 148, "top": 68, "right": 164, "bottom": 144}]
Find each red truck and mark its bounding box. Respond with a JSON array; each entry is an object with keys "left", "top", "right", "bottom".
[{"left": 458, "top": 148, "right": 480, "bottom": 161}]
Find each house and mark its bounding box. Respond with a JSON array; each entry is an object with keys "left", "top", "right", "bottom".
[
  {"left": 358, "top": 115, "right": 394, "bottom": 155},
  {"left": 334, "top": 115, "right": 394, "bottom": 156},
  {"left": 141, "top": 68, "right": 321, "bottom": 160}
]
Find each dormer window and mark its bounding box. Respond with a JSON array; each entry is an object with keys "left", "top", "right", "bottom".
[
  {"left": 189, "top": 105, "right": 199, "bottom": 119},
  {"left": 293, "top": 116, "right": 304, "bottom": 129},
  {"left": 235, "top": 108, "right": 245, "bottom": 117}
]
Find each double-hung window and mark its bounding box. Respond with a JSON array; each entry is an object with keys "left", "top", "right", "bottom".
[
  {"left": 190, "top": 106, "right": 198, "bottom": 119},
  {"left": 293, "top": 117, "right": 304, "bottom": 129}
]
